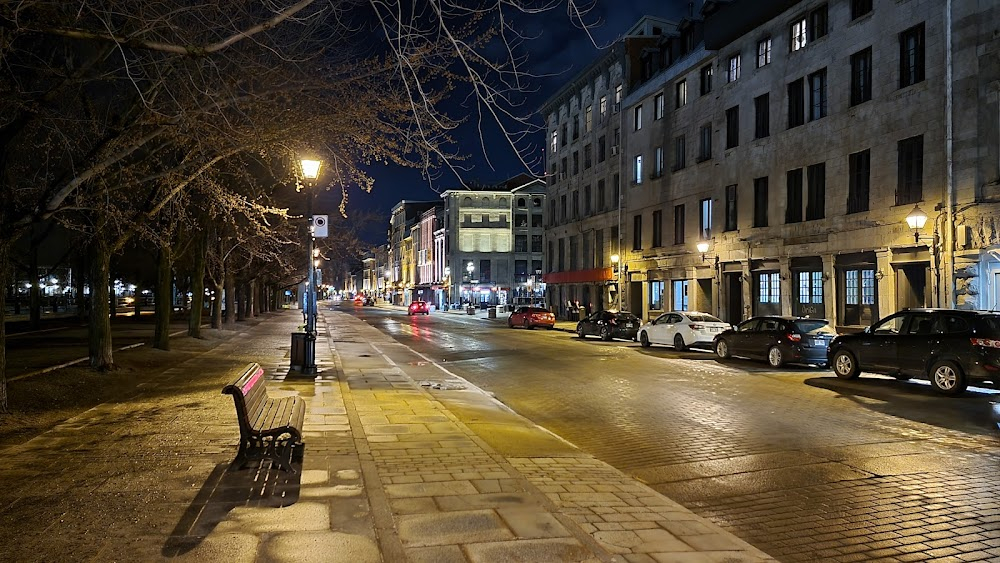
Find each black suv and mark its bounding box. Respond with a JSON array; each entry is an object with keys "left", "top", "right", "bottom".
[{"left": 828, "top": 308, "right": 1000, "bottom": 395}]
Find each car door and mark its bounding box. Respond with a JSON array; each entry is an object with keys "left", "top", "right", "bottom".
[
  {"left": 895, "top": 312, "right": 940, "bottom": 376},
  {"left": 728, "top": 319, "right": 761, "bottom": 356},
  {"left": 857, "top": 313, "right": 907, "bottom": 371},
  {"left": 647, "top": 313, "right": 670, "bottom": 344},
  {"left": 752, "top": 317, "right": 783, "bottom": 359}
]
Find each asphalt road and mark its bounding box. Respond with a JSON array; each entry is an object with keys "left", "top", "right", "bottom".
[{"left": 346, "top": 303, "right": 1000, "bottom": 562}]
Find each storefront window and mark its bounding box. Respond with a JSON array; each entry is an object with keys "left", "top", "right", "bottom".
[
  {"left": 649, "top": 281, "right": 665, "bottom": 310},
  {"left": 672, "top": 280, "right": 689, "bottom": 311}
]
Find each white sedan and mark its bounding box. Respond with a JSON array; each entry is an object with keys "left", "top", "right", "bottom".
[{"left": 637, "top": 311, "right": 732, "bottom": 351}]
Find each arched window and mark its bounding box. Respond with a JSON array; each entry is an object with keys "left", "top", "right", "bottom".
[
  {"left": 533, "top": 198, "right": 542, "bottom": 207},
  {"left": 498, "top": 197, "right": 508, "bottom": 208},
  {"left": 517, "top": 198, "right": 526, "bottom": 208},
  {"left": 462, "top": 196, "right": 473, "bottom": 207},
  {"left": 482, "top": 197, "right": 491, "bottom": 207}
]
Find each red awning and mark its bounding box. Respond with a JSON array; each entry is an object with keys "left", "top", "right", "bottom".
[{"left": 542, "top": 268, "right": 614, "bottom": 284}]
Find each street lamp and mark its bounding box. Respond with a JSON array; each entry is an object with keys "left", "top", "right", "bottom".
[
  {"left": 905, "top": 204, "right": 928, "bottom": 243},
  {"left": 301, "top": 157, "right": 322, "bottom": 375},
  {"left": 696, "top": 241, "right": 711, "bottom": 261},
  {"left": 444, "top": 266, "right": 451, "bottom": 309}
]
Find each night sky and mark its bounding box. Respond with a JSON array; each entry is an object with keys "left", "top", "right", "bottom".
[{"left": 343, "top": 0, "right": 693, "bottom": 243}]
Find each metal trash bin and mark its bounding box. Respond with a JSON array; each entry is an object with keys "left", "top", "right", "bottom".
[
  {"left": 466, "top": 305, "right": 475, "bottom": 315},
  {"left": 488, "top": 306, "right": 497, "bottom": 319},
  {"left": 290, "top": 332, "right": 307, "bottom": 370}
]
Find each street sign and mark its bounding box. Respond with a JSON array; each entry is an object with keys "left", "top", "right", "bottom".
[{"left": 312, "top": 215, "right": 328, "bottom": 238}]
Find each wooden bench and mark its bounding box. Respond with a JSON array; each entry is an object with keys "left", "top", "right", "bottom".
[{"left": 222, "top": 363, "right": 305, "bottom": 473}]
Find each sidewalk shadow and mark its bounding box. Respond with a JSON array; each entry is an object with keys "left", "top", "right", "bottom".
[{"left": 161, "top": 453, "right": 303, "bottom": 557}]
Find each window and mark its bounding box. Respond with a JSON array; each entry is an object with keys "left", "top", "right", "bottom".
[
  {"left": 649, "top": 281, "right": 665, "bottom": 311},
  {"left": 674, "top": 204, "right": 685, "bottom": 245},
  {"left": 809, "top": 5, "right": 828, "bottom": 42},
  {"left": 531, "top": 235, "right": 542, "bottom": 253},
  {"left": 549, "top": 164, "right": 557, "bottom": 185},
  {"left": 633, "top": 214, "right": 642, "bottom": 250},
  {"left": 655, "top": 92, "right": 665, "bottom": 119},
  {"left": 480, "top": 259, "right": 491, "bottom": 283},
  {"left": 897, "top": 135, "right": 924, "bottom": 205},
  {"left": 788, "top": 78, "right": 805, "bottom": 128},
  {"left": 806, "top": 163, "right": 825, "bottom": 221},
  {"left": 598, "top": 135, "right": 606, "bottom": 163},
  {"left": 798, "top": 271, "right": 824, "bottom": 304},
  {"left": 851, "top": 0, "right": 872, "bottom": 19},
  {"left": 595, "top": 230, "right": 604, "bottom": 267},
  {"left": 600, "top": 95, "right": 607, "bottom": 117},
  {"left": 757, "top": 37, "right": 772, "bottom": 68},
  {"left": 727, "top": 53, "right": 741, "bottom": 82},
  {"left": 791, "top": 17, "right": 807, "bottom": 51},
  {"left": 547, "top": 240, "right": 554, "bottom": 271},
  {"left": 585, "top": 106, "right": 593, "bottom": 132},
  {"left": 786, "top": 168, "right": 803, "bottom": 224},
  {"left": 597, "top": 179, "right": 606, "bottom": 211},
  {"left": 850, "top": 48, "right": 872, "bottom": 106},
  {"left": 584, "top": 185, "right": 592, "bottom": 215},
  {"left": 557, "top": 238, "right": 565, "bottom": 270},
  {"left": 532, "top": 213, "right": 543, "bottom": 228},
  {"left": 613, "top": 173, "right": 620, "bottom": 207},
  {"left": 899, "top": 23, "right": 925, "bottom": 88},
  {"left": 652, "top": 209, "right": 663, "bottom": 247},
  {"left": 673, "top": 136, "right": 685, "bottom": 171},
  {"left": 634, "top": 154, "right": 643, "bottom": 184},
  {"left": 725, "top": 106, "right": 739, "bottom": 149},
  {"left": 674, "top": 81, "right": 686, "bottom": 109},
  {"left": 560, "top": 157, "right": 567, "bottom": 177},
  {"left": 613, "top": 127, "right": 620, "bottom": 149},
  {"left": 700, "top": 64, "right": 713, "bottom": 95},
  {"left": 655, "top": 146, "right": 664, "bottom": 176},
  {"left": 560, "top": 194, "right": 567, "bottom": 221},
  {"left": 753, "top": 177, "right": 768, "bottom": 227},
  {"left": 614, "top": 84, "right": 623, "bottom": 111},
  {"left": 548, "top": 200, "right": 556, "bottom": 224},
  {"left": 754, "top": 93, "right": 770, "bottom": 139},
  {"left": 848, "top": 149, "right": 870, "bottom": 214},
  {"left": 699, "top": 198, "right": 713, "bottom": 239},
  {"left": 759, "top": 272, "right": 780, "bottom": 304},
  {"left": 572, "top": 151, "right": 579, "bottom": 175},
  {"left": 560, "top": 123, "right": 567, "bottom": 146},
  {"left": 808, "top": 68, "right": 827, "bottom": 121},
  {"left": 725, "top": 184, "right": 738, "bottom": 231},
  {"left": 698, "top": 124, "right": 712, "bottom": 161},
  {"left": 572, "top": 190, "right": 579, "bottom": 219},
  {"left": 672, "top": 280, "right": 689, "bottom": 311},
  {"left": 584, "top": 144, "right": 592, "bottom": 169},
  {"left": 550, "top": 130, "right": 558, "bottom": 152},
  {"left": 515, "top": 234, "right": 528, "bottom": 252},
  {"left": 634, "top": 105, "right": 642, "bottom": 130},
  {"left": 515, "top": 212, "right": 528, "bottom": 227},
  {"left": 572, "top": 115, "right": 579, "bottom": 140},
  {"left": 569, "top": 236, "right": 578, "bottom": 270}
]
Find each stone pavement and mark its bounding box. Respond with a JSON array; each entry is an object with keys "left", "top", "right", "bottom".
[{"left": 0, "top": 308, "right": 773, "bottom": 562}]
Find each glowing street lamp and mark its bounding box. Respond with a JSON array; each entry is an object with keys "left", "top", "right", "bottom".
[
  {"left": 905, "top": 205, "right": 928, "bottom": 243},
  {"left": 300, "top": 156, "right": 322, "bottom": 375}
]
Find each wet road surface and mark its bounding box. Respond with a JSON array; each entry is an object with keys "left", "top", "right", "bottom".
[{"left": 347, "top": 304, "right": 1000, "bottom": 562}]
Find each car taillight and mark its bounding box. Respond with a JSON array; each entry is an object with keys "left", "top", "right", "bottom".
[
  {"left": 786, "top": 333, "right": 802, "bottom": 342},
  {"left": 971, "top": 337, "right": 1000, "bottom": 348},
  {"left": 689, "top": 323, "right": 704, "bottom": 330}
]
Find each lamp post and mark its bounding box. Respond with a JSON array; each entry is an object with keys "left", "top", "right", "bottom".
[
  {"left": 466, "top": 261, "right": 474, "bottom": 307},
  {"left": 443, "top": 266, "right": 451, "bottom": 309},
  {"left": 301, "top": 158, "right": 321, "bottom": 375}
]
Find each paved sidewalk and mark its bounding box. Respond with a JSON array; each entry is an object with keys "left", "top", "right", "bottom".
[{"left": 0, "top": 309, "right": 773, "bottom": 562}]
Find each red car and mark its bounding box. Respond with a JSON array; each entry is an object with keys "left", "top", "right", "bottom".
[
  {"left": 508, "top": 306, "right": 555, "bottom": 329},
  {"left": 407, "top": 301, "right": 430, "bottom": 316}
]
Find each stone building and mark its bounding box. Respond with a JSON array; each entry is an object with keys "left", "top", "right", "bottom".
[
  {"left": 540, "top": 16, "right": 675, "bottom": 318},
  {"left": 568, "top": 0, "right": 999, "bottom": 328}
]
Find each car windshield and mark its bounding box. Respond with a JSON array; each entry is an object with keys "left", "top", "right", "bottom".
[
  {"left": 686, "top": 313, "right": 723, "bottom": 323},
  {"left": 793, "top": 319, "right": 836, "bottom": 335},
  {"left": 616, "top": 313, "right": 639, "bottom": 322}
]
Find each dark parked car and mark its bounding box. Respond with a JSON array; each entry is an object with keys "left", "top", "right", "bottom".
[
  {"left": 714, "top": 316, "right": 836, "bottom": 367},
  {"left": 508, "top": 306, "right": 556, "bottom": 329},
  {"left": 576, "top": 311, "right": 641, "bottom": 341},
  {"left": 829, "top": 308, "right": 1000, "bottom": 395}
]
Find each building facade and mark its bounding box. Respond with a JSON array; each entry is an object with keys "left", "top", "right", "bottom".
[{"left": 552, "top": 0, "right": 999, "bottom": 329}]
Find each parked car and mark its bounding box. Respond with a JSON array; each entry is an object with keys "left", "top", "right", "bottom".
[
  {"left": 828, "top": 308, "right": 1000, "bottom": 395},
  {"left": 714, "top": 316, "right": 836, "bottom": 367},
  {"left": 638, "top": 311, "right": 732, "bottom": 351},
  {"left": 576, "top": 311, "right": 641, "bottom": 341},
  {"left": 508, "top": 306, "right": 555, "bottom": 329},
  {"left": 407, "top": 301, "right": 430, "bottom": 315}
]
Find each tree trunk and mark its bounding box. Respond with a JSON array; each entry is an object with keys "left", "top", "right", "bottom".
[
  {"left": 211, "top": 281, "right": 223, "bottom": 328},
  {"left": 235, "top": 281, "right": 246, "bottom": 322},
  {"left": 188, "top": 232, "right": 206, "bottom": 338},
  {"left": 28, "top": 238, "right": 39, "bottom": 328},
  {"left": 223, "top": 269, "right": 236, "bottom": 329},
  {"left": 0, "top": 241, "right": 11, "bottom": 413},
  {"left": 75, "top": 252, "right": 87, "bottom": 321},
  {"left": 89, "top": 243, "right": 116, "bottom": 370},
  {"left": 153, "top": 246, "right": 172, "bottom": 350}
]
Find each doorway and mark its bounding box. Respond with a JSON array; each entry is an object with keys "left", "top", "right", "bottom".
[
  {"left": 725, "top": 273, "right": 743, "bottom": 323},
  {"left": 896, "top": 263, "right": 928, "bottom": 309}
]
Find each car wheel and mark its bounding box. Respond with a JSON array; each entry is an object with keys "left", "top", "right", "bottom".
[
  {"left": 639, "top": 332, "right": 651, "bottom": 348},
  {"left": 767, "top": 346, "right": 784, "bottom": 368},
  {"left": 673, "top": 334, "right": 687, "bottom": 352},
  {"left": 577, "top": 326, "right": 586, "bottom": 339},
  {"left": 715, "top": 339, "right": 731, "bottom": 359},
  {"left": 600, "top": 326, "right": 612, "bottom": 341},
  {"left": 832, "top": 350, "right": 860, "bottom": 380},
  {"left": 929, "top": 360, "right": 967, "bottom": 395}
]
